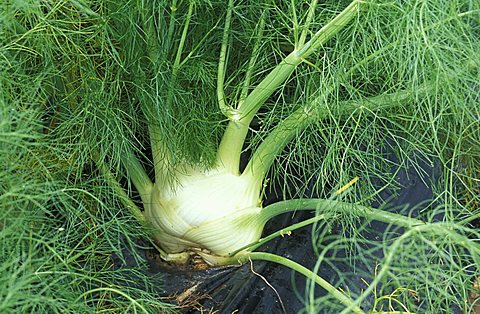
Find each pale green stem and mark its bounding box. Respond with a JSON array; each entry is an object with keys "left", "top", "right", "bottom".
[
  {"left": 217, "top": 0, "right": 234, "bottom": 118},
  {"left": 165, "top": 0, "right": 194, "bottom": 109},
  {"left": 240, "top": 198, "right": 465, "bottom": 313},
  {"left": 172, "top": 0, "right": 194, "bottom": 78},
  {"left": 296, "top": 0, "right": 360, "bottom": 58},
  {"left": 144, "top": 1, "right": 160, "bottom": 61},
  {"left": 140, "top": 2, "right": 170, "bottom": 185},
  {"left": 298, "top": 0, "right": 319, "bottom": 48},
  {"left": 216, "top": 0, "right": 361, "bottom": 173},
  {"left": 238, "top": 10, "right": 267, "bottom": 105},
  {"left": 70, "top": 0, "right": 101, "bottom": 18},
  {"left": 178, "top": 19, "right": 222, "bottom": 69},
  {"left": 122, "top": 149, "right": 153, "bottom": 205},
  {"left": 244, "top": 88, "right": 424, "bottom": 188},
  {"left": 241, "top": 0, "right": 360, "bottom": 121},
  {"left": 146, "top": 122, "right": 170, "bottom": 185},
  {"left": 216, "top": 6, "right": 266, "bottom": 173},
  {"left": 95, "top": 157, "right": 146, "bottom": 224},
  {"left": 166, "top": 0, "right": 178, "bottom": 55},
  {"left": 290, "top": 0, "right": 299, "bottom": 44},
  {"left": 248, "top": 252, "right": 366, "bottom": 314},
  {"left": 243, "top": 106, "right": 309, "bottom": 191},
  {"left": 216, "top": 48, "right": 302, "bottom": 173},
  {"left": 230, "top": 214, "right": 328, "bottom": 256},
  {"left": 238, "top": 35, "right": 394, "bottom": 179},
  {"left": 231, "top": 196, "right": 426, "bottom": 262},
  {"left": 90, "top": 146, "right": 152, "bottom": 207},
  {"left": 149, "top": 1, "right": 194, "bottom": 184},
  {"left": 261, "top": 198, "right": 425, "bottom": 228}
]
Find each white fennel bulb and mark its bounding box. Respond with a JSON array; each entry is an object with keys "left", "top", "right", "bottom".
[{"left": 146, "top": 167, "right": 265, "bottom": 257}]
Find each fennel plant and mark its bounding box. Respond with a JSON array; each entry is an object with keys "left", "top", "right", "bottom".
[{"left": 2, "top": 0, "right": 480, "bottom": 312}]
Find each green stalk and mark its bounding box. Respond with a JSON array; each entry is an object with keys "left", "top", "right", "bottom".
[
  {"left": 248, "top": 252, "right": 366, "bottom": 314},
  {"left": 238, "top": 10, "right": 267, "bottom": 105},
  {"left": 95, "top": 158, "right": 146, "bottom": 224},
  {"left": 90, "top": 147, "right": 152, "bottom": 208},
  {"left": 230, "top": 214, "right": 329, "bottom": 256},
  {"left": 147, "top": 1, "right": 194, "bottom": 184},
  {"left": 216, "top": 49, "right": 302, "bottom": 172},
  {"left": 171, "top": 0, "right": 194, "bottom": 84},
  {"left": 242, "top": 105, "right": 310, "bottom": 189},
  {"left": 141, "top": 1, "right": 166, "bottom": 185},
  {"left": 244, "top": 88, "right": 424, "bottom": 187},
  {"left": 217, "top": 0, "right": 234, "bottom": 119},
  {"left": 297, "top": 0, "right": 319, "bottom": 48},
  {"left": 70, "top": 0, "right": 101, "bottom": 18},
  {"left": 290, "top": 0, "right": 299, "bottom": 44},
  {"left": 240, "top": 0, "right": 361, "bottom": 118},
  {"left": 216, "top": 0, "right": 361, "bottom": 173},
  {"left": 121, "top": 149, "right": 153, "bottom": 204},
  {"left": 143, "top": 2, "right": 160, "bottom": 64},
  {"left": 259, "top": 198, "right": 425, "bottom": 229},
  {"left": 165, "top": 0, "right": 178, "bottom": 55},
  {"left": 230, "top": 195, "right": 425, "bottom": 265},
  {"left": 148, "top": 125, "right": 169, "bottom": 186},
  {"left": 296, "top": 0, "right": 360, "bottom": 58}
]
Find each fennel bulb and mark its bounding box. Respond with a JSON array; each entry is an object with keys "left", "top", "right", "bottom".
[{"left": 146, "top": 168, "right": 264, "bottom": 257}]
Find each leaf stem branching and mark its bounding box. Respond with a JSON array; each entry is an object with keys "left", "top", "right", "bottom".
[{"left": 217, "top": 0, "right": 361, "bottom": 173}]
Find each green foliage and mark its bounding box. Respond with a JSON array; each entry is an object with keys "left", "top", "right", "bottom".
[
  {"left": 1, "top": 1, "right": 172, "bottom": 312},
  {"left": 1, "top": 0, "right": 479, "bottom": 312}
]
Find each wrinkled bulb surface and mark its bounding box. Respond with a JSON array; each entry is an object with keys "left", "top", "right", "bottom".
[{"left": 146, "top": 168, "right": 265, "bottom": 257}]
